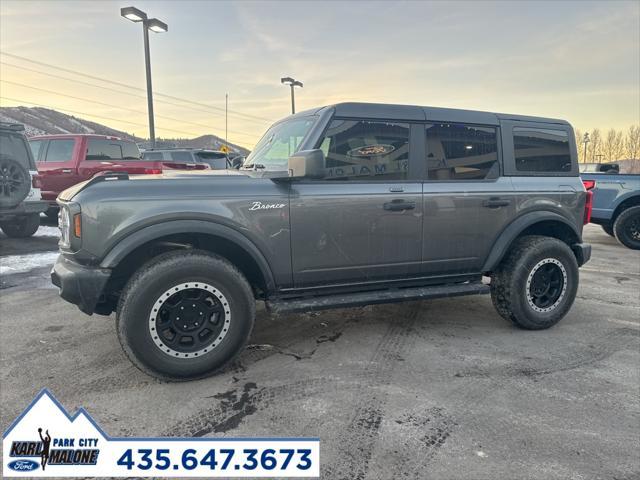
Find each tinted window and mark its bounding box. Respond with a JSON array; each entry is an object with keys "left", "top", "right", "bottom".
[
  {"left": 1, "top": 132, "right": 34, "bottom": 169},
  {"left": 86, "top": 139, "right": 140, "bottom": 160},
  {"left": 425, "top": 124, "right": 498, "bottom": 180},
  {"left": 195, "top": 152, "right": 227, "bottom": 169},
  {"left": 45, "top": 139, "right": 75, "bottom": 162},
  {"left": 142, "top": 151, "right": 163, "bottom": 161},
  {"left": 514, "top": 128, "right": 571, "bottom": 172},
  {"left": 321, "top": 119, "right": 409, "bottom": 180},
  {"left": 29, "top": 140, "right": 43, "bottom": 161},
  {"left": 169, "top": 151, "right": 194, "bottom": 163}
]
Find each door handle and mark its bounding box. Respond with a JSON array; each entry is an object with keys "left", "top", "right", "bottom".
[
  {"left": 384, "top": 199, "right": 416, "bottom": 211},
  {"left": 482, "top": 197, "right": 511, "bottom": 208},
  {"left": 61, "top": 169, "right": 72, "bottom": 173}
]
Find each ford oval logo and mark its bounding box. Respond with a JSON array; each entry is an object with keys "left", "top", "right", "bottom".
[{"left": 8, "top": 459, "right": 39, "bottom": 472}]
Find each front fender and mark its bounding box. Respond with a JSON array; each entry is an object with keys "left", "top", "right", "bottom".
[
  {"left": 481, "top": 211, "right": 581, "bottom": 272},
  {"left": 99, "top": 219, "right": 276, "bottom": 292}
]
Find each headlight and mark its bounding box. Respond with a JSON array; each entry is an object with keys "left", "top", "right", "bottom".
[{"left": 58, "top": 206, "right": 70, "bottom": 248}]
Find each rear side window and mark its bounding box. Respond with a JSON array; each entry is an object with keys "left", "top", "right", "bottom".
[
  {"left": 86, "top": 139, "right": 140, "bottom": 160},
  {"left": 425, "top": 124, "right": 498, "bottom": 180},
  {"left": 1, "top": 132, "right": 35, "bottom": 169},
  {"left": 513, "top": 128, "right": 571, "bottom": 172},
  {"left": 170, "top": 151, "right": 194, "bottom": 163},
  {"left": 321, "top": 119, "right": 409, "bottom": 181},
  {"left": 142, "top": 151, "right": 163, "bottom": 161},
  {"left": 44, "top": 139, "right": 75, "bottom": 162}
]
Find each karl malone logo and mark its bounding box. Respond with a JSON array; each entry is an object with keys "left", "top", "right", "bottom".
[
  {"left": 9, "top": 427, "right": 99, "bottom": 471},
  {"left": 3, "top": 389, "right": 103, "bottom": 475}
]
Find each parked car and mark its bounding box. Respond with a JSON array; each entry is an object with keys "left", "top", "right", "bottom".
[
  {"left": 29, "top": 135, "right": 209, "bottom": 218},
  {"left": 52, "top": 102, "right": 592, "bottom": 380},
  {"left": 0, "top": 122, "right": 47, "bottom": 237},
  {"left": 142, "top": 148, "right": 232, "bottom": 170},
  {"left": 581, "top": 172, "right": 640, "bottom": 249},
  {"left": 579, "top": 162, "right": 620, "bottom": 174}
]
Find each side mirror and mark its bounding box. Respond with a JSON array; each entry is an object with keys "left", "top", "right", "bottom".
[{"left": 287, "top": 149, "right": 325, "bottom": 179}]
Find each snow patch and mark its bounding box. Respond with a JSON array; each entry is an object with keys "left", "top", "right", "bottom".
[
  {"left": 0, "top": 251, "right": 59, "bottom": 275},
  {"left": 34, "top": 226, "right": 60, "bottom": 238}
]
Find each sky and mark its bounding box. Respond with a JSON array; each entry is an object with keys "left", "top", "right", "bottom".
[{"left": 1, "top": 0, "right": 639, "bottom": 148}]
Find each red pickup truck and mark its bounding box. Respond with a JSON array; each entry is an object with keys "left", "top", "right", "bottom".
[{"left": 29, "top": 134, "right": 208, "bottom": 217}]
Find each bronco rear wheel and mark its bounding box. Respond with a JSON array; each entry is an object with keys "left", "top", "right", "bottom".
[
  {"left": 490, "top": 235, "right": 578, "bottom": 330},
  {"left": 116, "top": 250, "right": 255, "bottom": 380}
]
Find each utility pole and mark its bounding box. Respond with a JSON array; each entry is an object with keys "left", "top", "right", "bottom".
[
  {"left": 280, "top": 77, "right": 303, "bottom": 114},
  {"left": 225, "top": 93, "right": 228, "bottom": 151}
]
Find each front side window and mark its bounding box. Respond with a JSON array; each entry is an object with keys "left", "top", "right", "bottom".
[
  {"left": 45, "top": 139, "right": 75, "bottom": 162},
  {"left": 320, "top": 119, "right": 409, "bottom": 180},
  {"left": 514, "top": 128, "right": 571, "bottom": 173},
  {"left": 141, "top": 151, "right": 163, "bottom": 161},
  {"left": 243, "top": 117, "right": 315, "bottom": 170},
  {"left": 426, "top": 124, "right": 498, "bottom": 180},
  {"left": 28, "top": 140, "right": 43, "bottom": 162}
]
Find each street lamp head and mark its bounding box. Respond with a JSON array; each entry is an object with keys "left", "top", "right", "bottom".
[
  {"left": 281, "top": 77, "right": 303, "bottom": 88},
  {"left": 121, "top": 6, "right": 147, "bottom": 22},
  {"left": 147, "top": 18, "right": 168, "bottom": 33}
]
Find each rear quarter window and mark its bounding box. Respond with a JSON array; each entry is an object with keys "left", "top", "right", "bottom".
[
  {"left": 86, "top": 139, "right": 140, "bottom": 160},
  {"left": 513, "top": 128, "right": 571, "bottom": 173}
]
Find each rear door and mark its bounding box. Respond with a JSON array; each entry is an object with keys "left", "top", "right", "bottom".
[
  {"left": 421, "top": 121, "right": 515, "bottom": 275},
  {"left": 37, "top": 137, "right": 82, "bottom": 201},
  {"left": 290, "top": 118, "right": 423, "bottom": 287}
]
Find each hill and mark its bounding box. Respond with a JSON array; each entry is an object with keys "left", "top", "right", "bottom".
[{"left": 0, "top": 106, "right": 250, "bottom": 155}]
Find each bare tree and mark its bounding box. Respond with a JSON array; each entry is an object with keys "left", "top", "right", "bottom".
[
  {"left": 625, "top": 125, "right": 640, "bottom": 160},
  {"left": 575, "top": 129, "right": 585, "bottom": 162},
  {"left": 603, "top": 128, "right": 624, "bottom": 161},
  {"left": 589, "top": 128, "right": 602, "bottom": 161}
]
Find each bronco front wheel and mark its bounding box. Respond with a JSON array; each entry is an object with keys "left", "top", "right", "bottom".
[{"left": 116, "top": 250, "right": 255, "bottom": 380}]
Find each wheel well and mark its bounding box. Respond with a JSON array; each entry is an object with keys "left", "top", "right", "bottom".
[
  {"left": 517, "top": 220, "right": 580, "bottom": 246},
  {"left": 612, "top": 195, "right": 640, "bottom": 223},
  {"left": 107, "top": 233, "right": 268, "bottom": 301}
]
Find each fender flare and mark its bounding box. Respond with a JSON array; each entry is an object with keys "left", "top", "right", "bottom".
[
  {"left": 481, "top": 211, "right": 581, "bottom": 272},
  {"left": 99, "top": 219, "right": 276, "bottom": 292},
  {"left": 611, "top": 191, "right": 640, "bottom": 216}
]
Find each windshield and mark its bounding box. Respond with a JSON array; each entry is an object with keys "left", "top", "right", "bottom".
[{"left": 243, "top": 117, "right": 315, "bottom": 170}]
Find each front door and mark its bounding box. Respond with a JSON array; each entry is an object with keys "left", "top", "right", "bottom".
[{"left": 290, "top": 118, "right": 423, "bottom": 287}]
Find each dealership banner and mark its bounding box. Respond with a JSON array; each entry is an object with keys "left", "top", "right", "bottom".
[{"left": 2, "top": 389, "right": 319, "bottom": 477}]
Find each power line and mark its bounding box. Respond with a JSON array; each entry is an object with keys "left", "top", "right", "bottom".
[
  {"left": 1, "top": 61, "right": 249, "bottom": 122},
  {"left": 0, "top": 79, "right": 259, "bottom": 139},
  {"left": 0, "top": 51, "right": 274, "bottom": 124},
  {"left": 0, "top": 96, "right": 213, "bottom": 138}
]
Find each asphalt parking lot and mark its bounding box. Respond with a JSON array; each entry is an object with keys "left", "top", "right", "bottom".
[{"left": 1, "top": 221, "right": 638, "bottom": 479}]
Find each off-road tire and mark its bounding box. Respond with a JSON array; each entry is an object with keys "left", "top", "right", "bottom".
[
  {"left": 0, "top": 155, "right": 30, "bottom": 208},
  {"left": 116, "top": 250, "right": 255, "bottom": 381},
  {"left": 490, "top": 235, "right": 578, "bottom": 330},
  {"left": 601, "top": 223, "right": 614, "bottom": 237},
  {"left": 0, "top": 213, "right": 40, "bottom": 238},
  {"left": 613, "top": 206, "right": 640, "bottom": 250}
]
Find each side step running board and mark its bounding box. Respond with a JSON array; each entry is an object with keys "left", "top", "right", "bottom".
[{"left": 266, "top": 282, "right": 490, "bottom": 314}]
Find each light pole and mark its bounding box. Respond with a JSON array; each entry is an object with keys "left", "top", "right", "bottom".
[
  {"left": 582, "top": 132, "right": 590, "bottom": 163},
  {"left": 121, "top": 6, "right": 168, "bottom": 148},
  {"left": 281, "top": 77, "right": 303, "bottom": 114}
]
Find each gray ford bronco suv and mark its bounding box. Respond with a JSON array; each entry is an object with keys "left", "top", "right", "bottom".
[{"left": 52, "top": 102, "right": 592, "bottom": 380}]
